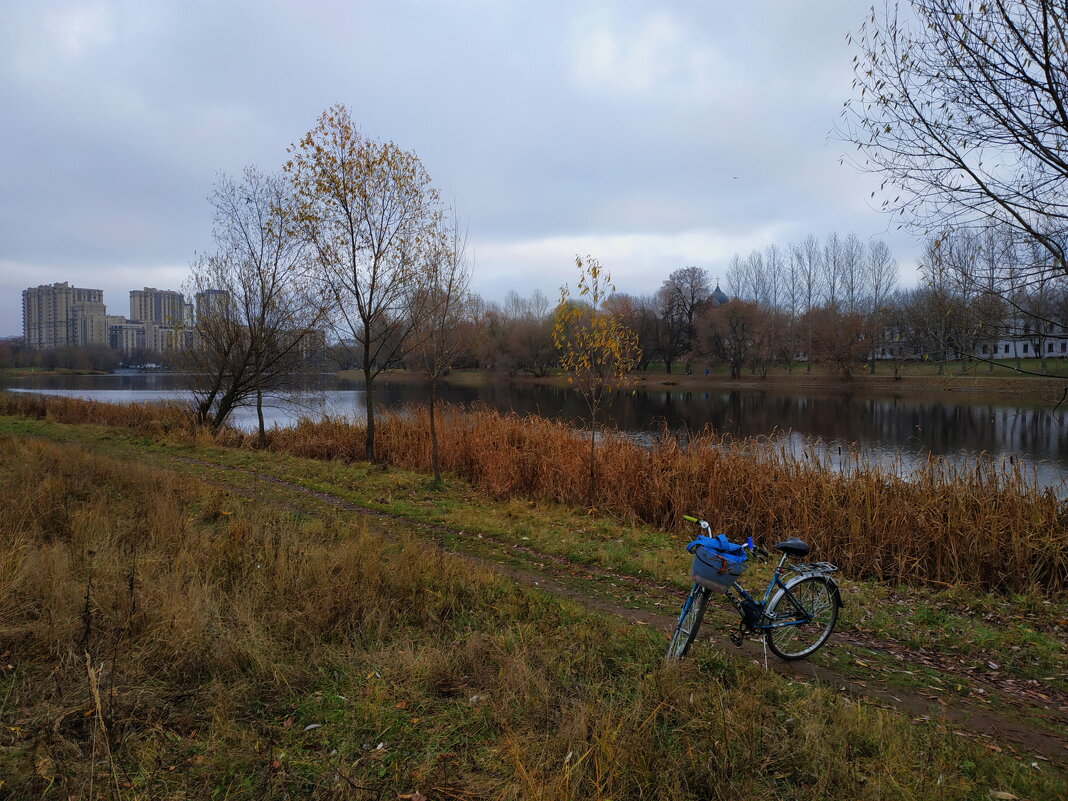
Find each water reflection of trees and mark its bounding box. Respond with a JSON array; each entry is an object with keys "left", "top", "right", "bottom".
[{"left": 5, "top": 371, "right": 1066, "bottom": 473}]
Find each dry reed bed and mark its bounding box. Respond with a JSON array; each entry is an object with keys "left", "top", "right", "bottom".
[
  {"left": 0, "top": 391, "right": 192, "bottom": 433},
  {"left": 0, "top": 435, "right": 1053, "bottom": 800},
  {"left": 267, "top": 405, "right": 1068, "bottom": 595},
  {"left": 2, "top": 390, "right": 1064, "bottom": 594}
]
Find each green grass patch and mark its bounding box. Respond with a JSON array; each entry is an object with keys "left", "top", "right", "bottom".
[
  {"left": 1, "top": 414, "right": 1065, "bottom": 709},
  {"left": 0, "top": 433, "right": 1063, "bottom": 799}
]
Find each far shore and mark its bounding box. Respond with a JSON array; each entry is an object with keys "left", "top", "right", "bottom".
[{"left": 341, "top": 363, "right": 1068, "bottom": 403}]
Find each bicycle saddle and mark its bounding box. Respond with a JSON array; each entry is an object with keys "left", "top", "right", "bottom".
[{"left": 774, "top": 537, "right": 810, "bottom": 557}]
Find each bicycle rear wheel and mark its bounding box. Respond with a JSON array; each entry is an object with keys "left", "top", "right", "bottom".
[
  {"left": 765, "top": 576, "right": 838, "bottom": 660},
  {"left": 666, "top": 583, "right": 709, "bottom": 660}
]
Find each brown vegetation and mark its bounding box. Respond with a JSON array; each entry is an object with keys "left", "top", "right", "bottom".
[
  {"left": 2, "top": 391, "right": 1064, "bottom": 595},
  {"left": 0, "top": 393, "right": 193, "bottom": 434},
  {"left": 1, "top": 435, "right": 1057, "bottom": 799},
  {"left": 268, "top": 405, "right": 1067, "bottom": 595}
]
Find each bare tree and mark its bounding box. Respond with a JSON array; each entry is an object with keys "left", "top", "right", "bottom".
[
  {"left": 286, "top": 104, "right": 443, "bottom": 460},
  {"left": 841, "top": 233, "right": 866, "bottom": 314},
  {"left": 184, "top": 167, "right": 325, "bottom": 439},
  {"left": 724, "top": 253, "right": 750, "bottom": 302},
  {"left": 793, "top": 235, "right": 823, "bottom": 370},
  {"left": 863, "top": 238, "right": 900, "bottom": 371},
  {"left": 657, "top": 266, "right": 711, "bottom": 372},
  {"left": 866, "top": 239, "right": 900, "bottom": 314},
  {"left": 695, "top": 300, "right": 763, "bottom": 380},
  {"left": 764, "top": 243, "right": 785, "bottom": 310},
  {"left": 605, "top": 293, "right": 659, "bottom": 371},
  {"left": 843, "top": 1, "right": 1068, "bottom": 279},
  {"left": 412, "top": 214, "right": 473, "bottom": 485},
  {"left": 823, "top": 232, "right": 844, "bottom": 310},
  {"left": 482, "top": 290, "right": 556, "bottom": 376}
]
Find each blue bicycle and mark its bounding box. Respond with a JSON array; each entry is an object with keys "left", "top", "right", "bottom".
[{"left": 666, "top": 515, "right": 843, "bottom": 661}]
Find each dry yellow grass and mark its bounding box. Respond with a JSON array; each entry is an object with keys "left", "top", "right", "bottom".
[
  {"left": 2, "top": 390, "right": 1064, "bottom": 594},
  {"left": 268, "top": 404, "right": 1067, "bottom": 594},
  {"left": 0, "top": 434, "right": 1059, "bottom": 800},
  {"left": 0, "top": 392, "right": 192, "bottom": 434}
]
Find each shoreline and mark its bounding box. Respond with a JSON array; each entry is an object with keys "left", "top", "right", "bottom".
[{"left": 348, "top": 366, "right": 1068, "bottom": 404}]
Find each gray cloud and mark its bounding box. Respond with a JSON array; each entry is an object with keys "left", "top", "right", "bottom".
[{"left": 0, "top": 0, "right": 920, "bottom": 337}]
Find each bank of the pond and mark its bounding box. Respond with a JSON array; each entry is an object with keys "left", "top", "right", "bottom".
[
  {"left": 360, "top": 365, "right": 1068, "bottom": 402},
  {"left": 7, "top": 369, "right": 1068, "bottom": 491},
  {"left": 1, "top": 391, "right": 1064, "bottom": 595}
]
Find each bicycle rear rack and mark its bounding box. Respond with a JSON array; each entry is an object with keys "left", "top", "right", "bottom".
[{"left": 788, "top": 561, "right": 838, "bottom": 574}]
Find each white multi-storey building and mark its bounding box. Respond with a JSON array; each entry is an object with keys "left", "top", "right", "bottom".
[
  {"left": 22, "top": 282, "right": 107, "bottom": 349},
  {"left": 130, "top": 287, "right": 192, "bottom": 326}
]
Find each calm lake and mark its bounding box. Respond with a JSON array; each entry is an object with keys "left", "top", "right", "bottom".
[{"left": 3, "top": 371, "right": 1067, "bottom": 491}]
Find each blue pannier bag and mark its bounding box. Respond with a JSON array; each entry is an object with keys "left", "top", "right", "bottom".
[{"left": 687, "top": 534, "right": 748, "bottom": 594}]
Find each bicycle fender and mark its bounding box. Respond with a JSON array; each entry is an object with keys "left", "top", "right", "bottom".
[{"left": 770, "top": 573, "right": 844, "bottom": 611}]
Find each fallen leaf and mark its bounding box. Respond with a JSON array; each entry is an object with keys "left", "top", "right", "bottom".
[{"left": 34, "top": 754, "right": 55, "bottom": 780}]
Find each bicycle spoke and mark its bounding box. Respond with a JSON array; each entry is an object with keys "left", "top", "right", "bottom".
[
  {"left": 766, "top": 578, "right": 839, "bottom": 660},
  {"left": 666, "top": 585, "right": 708, "bottom": 660}
]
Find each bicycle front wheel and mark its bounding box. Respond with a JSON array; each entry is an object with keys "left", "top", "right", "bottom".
[
  {"left": 666, "top": 583, "right": 709, "bottom": 660},
  {"left": 765, "top": 576, "right": 839, "bottom": 661}
]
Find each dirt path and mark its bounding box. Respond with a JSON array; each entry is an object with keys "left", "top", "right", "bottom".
[{"left": 172, "top": 456, "right": 1068, "bottom": 769}]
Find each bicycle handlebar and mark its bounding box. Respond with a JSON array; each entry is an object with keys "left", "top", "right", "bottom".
[{"left": 683, "top": 514, "right": 769, "bottom": 559}]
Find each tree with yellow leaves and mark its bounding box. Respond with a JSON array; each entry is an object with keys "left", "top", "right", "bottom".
[
  {"left": 552, "top": 255, "right": 641, "bottom": 506},
  {"left": 285, "top": 104, "right": 442, "bottom": 461}
]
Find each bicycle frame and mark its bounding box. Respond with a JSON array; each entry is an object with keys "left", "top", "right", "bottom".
[{"left": 726, "top": 552, "right": 814, "bottom": 630}]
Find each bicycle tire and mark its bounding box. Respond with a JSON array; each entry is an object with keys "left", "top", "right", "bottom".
[
  {"left": 764, "top": 576, "right": 839, "bottom": 661},
  {"left": 666, "top": 583, "right": 709, "bottom": 660}
]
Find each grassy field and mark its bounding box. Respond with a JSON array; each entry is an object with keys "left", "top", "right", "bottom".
[
  {"left": 1, "top": 432, "right": 1064, "bottom": 800},
  {"left": 271, "top": 405, "right": 1066, "bottom": 595},
  {"left": 5, "top": 391, "right": 1065, "bottom": 595}
]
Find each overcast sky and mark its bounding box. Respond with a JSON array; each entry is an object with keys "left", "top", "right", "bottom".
[{"left": 0, "top": 0, "right": 921, "bottom": 338}]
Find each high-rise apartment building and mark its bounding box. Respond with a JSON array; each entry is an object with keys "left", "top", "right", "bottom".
[
  {"left": 71, "top": 301, "right": 108, "bottom": 346},
  {"left": 22, "top": 282, "right": 106, "bottom": 349},
  {"left": 130, "top": 287, "right": 190, "bottom": 326},
  {"left": 194, "top": 289, "right": 230, "bottom": 320}
]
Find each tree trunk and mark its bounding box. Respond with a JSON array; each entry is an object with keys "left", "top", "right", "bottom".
[
  {"left": 255, "top": 352, "right": 266, "bottom": 448},
  {"left": 256, "top": 386, "right": 266, "bottom": 447},
  {"left": 588, "top": 421, "right": 597, "bottom": 507},
  {"left": 210, "top": 387, "right": 240, "bottom": 433},
  {"left": 429, "top": 378, "right": 441, "bottom": 485},
  {"left": 197, "top": 379, "right": 224, "bottom": 426},
  {"left": 363, "top": 331, "right": 375, "bottom": 462},
  {"left": 364, "top": 365, "right": 375, "bottom": 462}
]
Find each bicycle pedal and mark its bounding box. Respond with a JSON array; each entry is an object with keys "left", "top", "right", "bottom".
[{"left": 728, "top": 630, "right": 743, "bottom": 647}]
